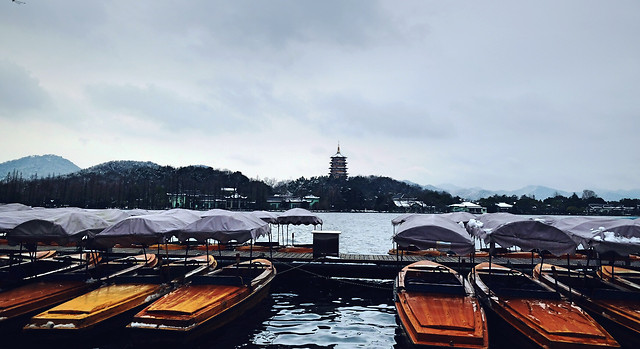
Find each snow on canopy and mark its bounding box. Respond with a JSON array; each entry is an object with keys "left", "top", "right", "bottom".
[
  {"left": 467, "top": 213, "right": 578, "bottom": 256},
  {"left": 550, "top": 217, "right": 640, "bottom": 256},
  {"left": 8, "top": 209, "right": 110, "bottom": 245},
  {"left": 0, "top": 203, "right": 33, "bottom": 213},
  {"left": 90, "top": 208, "right": 201, "bottom": 248},
  {"left": 277, "top": 208, "right": 323, "bottom": 226},
  {"left": 392, "top": 214, "right": 474, "bottom": 255},
  {"left": 178, "top": 211, "right": 269, "bottom": 244}
]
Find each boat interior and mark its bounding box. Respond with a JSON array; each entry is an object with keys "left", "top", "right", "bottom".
[
  {"left": 191, "top": 261, "right": 272, "bottom": 287},
  {"left": 476, "top": 268, "right": 560, "bottom": 300},
  {"left": 544, "top": 267, "right": 638, "bottom": 300},
  {"left": 402, "top": 265, "right": 467, "bottom": 295},
  {"left": 0, "top": 253, "right": 97, "bottom": 288}
]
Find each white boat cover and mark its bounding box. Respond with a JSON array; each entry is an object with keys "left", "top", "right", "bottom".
[
  {"left": 391, "top": 213, "right": 417, "bottom": 226},
  {"left": 277, "top": 208, "right": 323, "bottom": 226},
  {"left": 392, "top": 214, "right": 474, "bottom": 255},
  {"left": 8, "top": 210, "right": 110, "bottom": 245},
  {"left": 467, "top": 213, "right": 578, "bottom": 256},
  {"left": 90, "top": 208, "right": 201, "bottom": 248},
  {"left": 442, "top": 211, "right": 477, "bottom": 223},
  {"left": 87, "top": 208, "right": 134, "bottom": 225},
  {"left": 0, "top": 203, "right": 33, "bottom": 212},
  {"left": 550, "top": 217, "right": 640, "bottom": 256},
  {"left": 251, "top": 210, "right": 279, "bottom": 224},
  {"left": 179, "top": 211, "right": 269, "bottom": 244}
]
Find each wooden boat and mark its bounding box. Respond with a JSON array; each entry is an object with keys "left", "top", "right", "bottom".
[
  {"left": 127, "top": 258, "right": 275, "bottom": 340},
  {"left": 472, "top": 262, "right": 619, "bottom": 348},
  {"left": 534, "top": 263, "right": 640, "bottom": 347},
  {"left": 278, "top": 246, "right": 313, "bottom": 253},
  {"left": 23, "top": 254, "right": 215, "bottom": 334},
  {"left": 394, "top": 260, "right": 488, "bottom": 349},
  {"left": 388, "top": 248, "right": 446, "bottom": 257},
  {"left": 0, "top": 250, "right": 57, "bottom": 266},
  {"left": 0, "top": 254, "right": 156, "bottom": 331},
  {"left": 0, "top": 252, "right": 101, "bottom": 289},
  {"left": 598, "top": 265, "right": 640, "bottom": 292}
]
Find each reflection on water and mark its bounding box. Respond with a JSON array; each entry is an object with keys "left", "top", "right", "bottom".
[{"left": 197, "top": 276, "right": 400, "bottom": 349}]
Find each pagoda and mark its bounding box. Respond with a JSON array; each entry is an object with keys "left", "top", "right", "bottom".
[{"left": 329, "top": 144, "right": 348, "bottom": 179}]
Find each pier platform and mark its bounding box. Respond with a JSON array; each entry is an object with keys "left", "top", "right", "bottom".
[{"left": 2, "top": 246, "right": 638, "bottom": 280}]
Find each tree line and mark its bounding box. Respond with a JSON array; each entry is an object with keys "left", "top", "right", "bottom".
[
  {"left": 1, "top": 163, "right": 638, "bottom": 215},
  {"left": 0, "top": 162, "right": 271, "bottom": 210}
]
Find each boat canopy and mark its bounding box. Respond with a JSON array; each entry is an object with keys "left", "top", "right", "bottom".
[
  {"left": 8, "top": 210, "right": 110, "bottom": 245},
  {"left": 467, "top": 213, "right": 578, "bottom": 256},
  {"left": 551, "top": 217, "right": 640, "bottom": 256},
  {"left": 442, "top": 211, "right": 476, "bottom": 223},
  {"left": 392, "top": 212, "right": 476, "bottom": 227},
  {"left": 393, "top": 214, "right": 474, "bottom": 255},
  {"left": 178, "top": 211, "right": 270, "bottom": 244},
  {"left": 90, "top": 208, "right": 201, "bottom": 248},
  {"left": 0, "top": 203, "right": 33, "bottom": 212},
  {"left": 277, "top": 208, "right": 323, "bottom": 226},
  {"left": 391, "top": 213, "right": 417, "bottom": 226},
  {"left": 251, "top": 210, "right": 279, "bottom": 224}
]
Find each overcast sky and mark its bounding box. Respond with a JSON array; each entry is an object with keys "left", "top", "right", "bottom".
[{"left": 1, "top": 1, "right": 638, "bottom": 192}]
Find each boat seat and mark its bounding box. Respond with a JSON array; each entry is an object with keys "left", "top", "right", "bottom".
[
  {"left": 190, "top": 275, "right": 245, "bottom": 286},
  {"left": 495, "top": 288, "right": 560, "bottom": 299},
  {"left": 405, "top": 282, "right": 465, "bottom": 295}
]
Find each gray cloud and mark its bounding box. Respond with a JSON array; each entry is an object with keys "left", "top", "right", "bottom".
[
  {"left": 1, "top": 1, "right": 640, "bottom": 192},
  {"left": 0, "top": 60, "right": 49, "bottom": 115}
]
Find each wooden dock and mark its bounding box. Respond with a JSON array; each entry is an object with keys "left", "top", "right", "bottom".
[
  {"left": 3, "top": 246, "right": 638, "bottom": 280},
  {"left": 202, "top": 250, "right": 640, "bottom": 280}
]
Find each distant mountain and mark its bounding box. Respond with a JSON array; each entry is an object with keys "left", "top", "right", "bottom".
[
  {"left": 418, "top": 183, "right": 639, "bottom": 201},
  {"left": 0, "top": 155, "right": 80, "bottom": 180},
  {"left": 438, "top": 184, "right": 574, "bottom": 200},
  {"left": 596, "top": 189, "right": 640, "bottom": 202}
]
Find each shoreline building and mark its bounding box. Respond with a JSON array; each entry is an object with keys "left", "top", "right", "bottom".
[{"left": 329, "top": 144, "right": 348, "bottom": 179}]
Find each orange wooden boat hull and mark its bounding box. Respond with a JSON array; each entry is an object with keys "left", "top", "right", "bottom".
[
  {"left": 25, "top": 283, "right": 166, "bottom": 331},
  {"left": 473, "top": 263, "right": 619, "bottom": 349},
  {"left": 598, "top": 265, "right": 640, "bottom": 292},
  {"left": 534, "top": 263, "right": 640, "bottom": 345},
  {"left": 0, "top": 254, "right": 155, "bottom": 325},
  {"left": 395, "top": 260, "right": 488, "bottom": 348},
  {"left": 278, "top": 246, "right": 313, "bottom": 253},
  {"left": 388, "top": 249, "right": 446, "bottom": 257},
  {"left": 24, "top": 255, "right": 215, "bottom": 333},
  {"left": 128, "top": 258, "right": 275, "bottom": 338}
]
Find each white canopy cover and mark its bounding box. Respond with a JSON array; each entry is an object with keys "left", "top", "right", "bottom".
[
  {"left": 467, "top": 213, "right": 578, "bottom": 256},
  {"left": 90, "top": 208, "right": 201, "bottom": 248},
  {"left": 277, "top": 208, "right": 323, "bottom": 226},
  {"left": 251, "top": 210, "right": 280, "bottom": 224},
  {"left": 8, "top": 210, "right": 110, "bottom": 245},
  {"left": 179, "top": 211, "right": 269, "bottom": 244},
  {"left": 393, "top": 214, "right": 475, "bottom": 255},
  {"left": 550, "top": 217, "right": 640, "bottom": 256}
]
